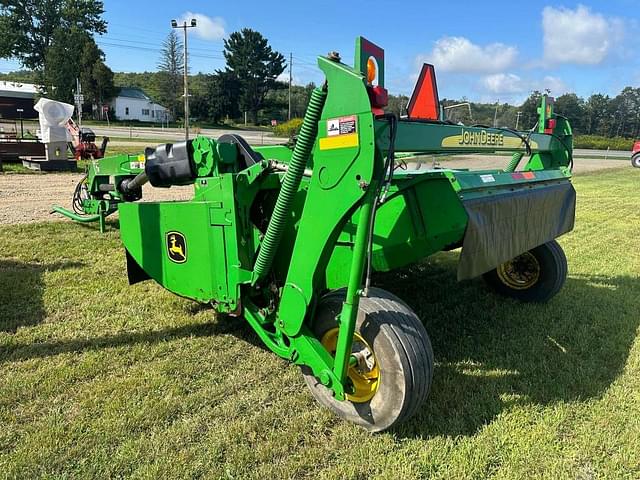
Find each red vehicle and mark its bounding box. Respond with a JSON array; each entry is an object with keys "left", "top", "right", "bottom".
[{"left": 632, "top": 140, "right": 640, "bottom": 168}]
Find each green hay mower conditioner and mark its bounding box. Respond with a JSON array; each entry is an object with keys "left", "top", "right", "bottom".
[{"left": 54, "top": 37, "right": 576, "bottom": 432}]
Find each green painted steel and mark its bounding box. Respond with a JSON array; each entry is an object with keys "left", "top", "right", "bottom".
[
  {"left": 55, "top": 36, "right": 576, "bottom": 412},
  {"left": 51, "top": 206, "right": 101, "bottom": 223},
  {"left": 252, "top": 87, "right": 327, "bottom": 284}
]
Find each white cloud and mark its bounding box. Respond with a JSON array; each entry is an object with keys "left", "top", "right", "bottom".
[
  {"left": 540, "top": 76, "right": 568, "bottom": 95},
  {"left": 481, "top": 73, "right": 569, "bottom": 98},
  {"left": 419, "top": 36, "right": 518, "bottom": 73},
  {"left": 482, "top": 73, "right": 524, "bottom": 94},
  {"left": 178, "top": 12, "right": 225, "bottom": 41},
  {"left": 542, "top": 5, "right": 623, "bottom": 65}
]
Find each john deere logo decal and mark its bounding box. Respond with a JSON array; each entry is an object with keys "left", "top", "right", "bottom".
[{"left": 166, "top": 231, "right": 187, "bottom": 263}]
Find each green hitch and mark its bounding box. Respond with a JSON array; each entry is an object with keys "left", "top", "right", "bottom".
[
  {"left": 51, "top": 206, "right": 101, "bottom": 223},
  {"left": 504, "top": 152, "right": 524, "bottom": 172},
  {"left": 252, "top": 87, "right": 327, "bottom": 284}
]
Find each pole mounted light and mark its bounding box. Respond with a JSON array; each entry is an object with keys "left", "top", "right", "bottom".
[{"left": 171, "top": 18, "right": 197, "bottom": 141}]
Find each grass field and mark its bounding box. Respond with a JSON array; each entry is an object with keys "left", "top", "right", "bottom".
[{"left": 1, "top": 168, "right": 639, "bottom": 479}]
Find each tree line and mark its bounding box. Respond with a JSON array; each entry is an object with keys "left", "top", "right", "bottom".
[
  {"left": 0, "top": 1, "right": 292, "bottom": 125},
  {"left": 145, "top": 28, "right": 291, "bottom": 125},
  {"left": 384, "top": 89, "right": 640, "bottom": 139},
  {"left": 1, "top": 1, "right": 638, "bottom": 135}
]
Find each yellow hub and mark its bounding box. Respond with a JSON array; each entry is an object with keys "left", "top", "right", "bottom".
[
  {"left": 497, "top": 251, "right": 541, "bottom": 290},
  {"left": 321, "top": 328, "right": 380, "bottom": 403}
]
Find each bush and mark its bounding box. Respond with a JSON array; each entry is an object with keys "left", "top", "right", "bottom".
[
  {"left": 273, "top": 118, "right": 303, "bottom": 138},
  {"left": 573, "top": 135, "right": 635, "bottom": 151}
]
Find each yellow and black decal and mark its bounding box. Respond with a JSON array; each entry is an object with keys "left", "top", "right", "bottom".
[
  {"left": 319, "top": 115, "right": 359, "bottom": 150},
  {"left": 442, "top": 128, "right": 538, "bottom": 149},
  {"left": 166, "top": 231, "right": 187, "bottom": 263}
]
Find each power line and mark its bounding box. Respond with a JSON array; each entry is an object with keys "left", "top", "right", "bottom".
[
  {"left": 102, "top": 35, "right": 226, "bottom": 55},
  {"left": 97, "top": 41, "right": 225, "bottom": 61}
]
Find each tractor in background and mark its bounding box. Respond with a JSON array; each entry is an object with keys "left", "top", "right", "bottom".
[{"left": 632, "top": 140, "right": 640, "bottom": 168}]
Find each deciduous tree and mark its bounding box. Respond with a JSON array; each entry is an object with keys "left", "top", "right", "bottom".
[{"left": 0, "top": 0, "right": 106, "bottom": 71}]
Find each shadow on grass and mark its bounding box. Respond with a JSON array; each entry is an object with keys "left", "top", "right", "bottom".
[
  {"left": 374, "top": 252, "right": 640, "bottom": 438},
  {"left": 2, "top": 252, "right": 637, "bottom": 440},
  {"left": 0, "top": 260, "right": 84, "bottom": 333},
  {"left": 0, "top": 321, "right": 218, "bottom": 363}
]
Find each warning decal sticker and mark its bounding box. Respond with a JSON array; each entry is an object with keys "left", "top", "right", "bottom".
[
  {"left": 129, "top": 154, "right": 146, "bottom": 170},
  {"left": 319, "top": 115, "right": 360, "bottom": 150},
  {"left": 327, "top": 115, "right": 357, "bottom": 136}
]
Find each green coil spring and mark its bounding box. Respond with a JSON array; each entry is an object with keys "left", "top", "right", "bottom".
[
  {"left": 505, "top": 152, "right": 524, "bottom": 172},
  {"left": 252, "top": 87, "right": 328, "bottom": 284}
]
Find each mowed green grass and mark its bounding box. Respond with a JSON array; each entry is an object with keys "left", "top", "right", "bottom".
[{"left": 1, "top": 168, "right": 639, "bottom": 479}]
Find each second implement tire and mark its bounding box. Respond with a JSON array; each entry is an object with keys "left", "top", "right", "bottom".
[
  {"left": 483, "top": 240, "right": 567, "bottom": 303},
  {"left": 301, "top": 287, "right": 434, "bottom": 433},
  {"left": 631, "top": 154, "right": 640, "bottom": 168}
]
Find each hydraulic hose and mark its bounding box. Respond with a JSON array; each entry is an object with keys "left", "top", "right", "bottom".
[
  {"left": 505, "top": 152, "right": 524, "bottom": 172},
  {"left": 252, "top": 87, "right": 327, "bottom": 284}
]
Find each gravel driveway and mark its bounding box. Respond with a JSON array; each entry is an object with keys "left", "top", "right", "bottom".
[{"left": 0, "top": 155, "right": 631, "bottom": 226}]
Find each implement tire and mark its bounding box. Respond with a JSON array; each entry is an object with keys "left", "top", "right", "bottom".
[
  {"left": 483, "top": 240, "right": 567, "bottom": 303},
  {"left": 632, "top": 154, "right": 640, "bottom": 168},
  {"left": 301, "top": 287, "right": 433, "bottom": 432}
]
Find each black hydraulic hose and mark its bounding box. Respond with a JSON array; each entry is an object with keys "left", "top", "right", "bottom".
[
  {"left": 252, "top": 86, "right": 327, "bottom": 284},
  {"left": 471, "top": 124, "right": 532, "bottom": 156},
  {"left": 364, "top": 113, "right": 398, "bottom": 295},
  {"left": 552, "top": 114, "right": 574, "bottom": 171},
  {"left": 72, "top": 174, "right": 90, "bottom": 216}
]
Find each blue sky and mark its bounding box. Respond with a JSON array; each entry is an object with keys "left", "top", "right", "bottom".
[{"left": 1, "top": 0, "right": 638, "bottom": 104}]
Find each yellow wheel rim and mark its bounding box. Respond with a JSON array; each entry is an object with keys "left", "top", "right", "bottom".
[
  {"left": 321, "top": 328, "right": 380, "bottom": 403},
  {"left": 497, "top": 251, "right": 541, "bottom": 290}
]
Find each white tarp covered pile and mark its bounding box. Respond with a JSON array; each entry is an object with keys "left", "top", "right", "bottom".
[{"left": 34, "top": 98, "right": 74, "bottom": 143}]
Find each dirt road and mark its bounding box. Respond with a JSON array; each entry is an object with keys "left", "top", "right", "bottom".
[
  {"left": 0, "top": 173, "right": 192, "bottom": 226},
  {"left": 0, "top": 156, "right": 631, "bottom": 226},
  {"left": 407, "top": 155, "right": 631, "bottom": 173}
]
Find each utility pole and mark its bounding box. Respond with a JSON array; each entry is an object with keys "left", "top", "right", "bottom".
[
  {"left": 493, "top": 99, "right": 500, "bottom": 128},
  {"left": 515, "top": 111, "right": 522, "bottom": 130},
  {"left": 288, "top": 52, "right": 292, "bottom": 120},
  {"left": 171, "top": 18, "right": 197, "bottom": 141},
  {"left": 74, "top": 78, "right": 83, "bottom": 127}
]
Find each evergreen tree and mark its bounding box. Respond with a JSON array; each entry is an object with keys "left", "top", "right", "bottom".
[
  {"left": 206, "top": 71, "right": 241, "bottom": 123},
  {"left": 223, "top": 28, "right": 285, "bottom": 124},
  {"left": 157, "top": 31, "right": 184, "bottom": 120}
]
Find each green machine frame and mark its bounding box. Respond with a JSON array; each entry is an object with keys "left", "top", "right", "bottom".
[{"left": 54, "top": 37, "right": 576, "bottom": 419}]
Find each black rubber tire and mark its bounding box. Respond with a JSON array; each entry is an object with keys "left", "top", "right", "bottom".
[
  {"left": 483, "top": 240, "right": 567, "bottom": 303},
  {"left": 632, "top": 154, "right": 640, "bottom": 168},
  {"left": 301, "top": 287, "right": 434, "bottom": 432}
]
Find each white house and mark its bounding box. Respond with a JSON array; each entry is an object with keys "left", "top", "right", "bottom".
[{"left": 110, "top": 87, "right": 170, "bottom": 123}]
